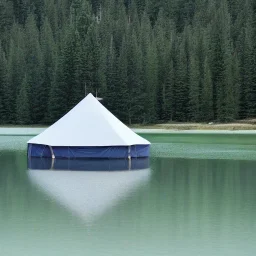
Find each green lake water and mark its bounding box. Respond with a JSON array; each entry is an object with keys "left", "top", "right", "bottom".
[{"left": 1, "top": 133, "right": 256, "bottom": 256}]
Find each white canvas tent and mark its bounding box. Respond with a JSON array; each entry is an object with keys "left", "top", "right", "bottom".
[{"left": 28, "top": 93, "right": 150, "bottom": 159}]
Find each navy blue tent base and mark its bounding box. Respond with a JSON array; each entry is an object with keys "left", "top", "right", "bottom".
[{"left": 28, "top": 144, "right": 150, "bottom": 159}]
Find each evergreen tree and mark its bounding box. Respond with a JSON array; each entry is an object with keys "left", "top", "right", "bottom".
[
  {"left": 0, "top": 42, "right": 8, "bottom": 123},
  {"left": 33, "top": 0, "right": 45, "bottom": 29},
  {"left": 44, "top": 0, "right": 58, "bottom": 36},
  {"left": 105, "top": 36, "right": 120, "bottom": 116},
  {"left": 219, "top": 1, "right": 238, "bottom": 121},
  {"left": 0, "top": 0, "right": 14, "bottom": 49},
  {"left": 188, "top": 41, "right": 200, "bottom": 121},
  {"left": 86, "top": 24, "right": 102, "bottom": 96},
  {"left": 73, "top": 0, "right": 93, "bottom": 40},
  {"left": 16, "top": 75, "right": 30, "bottom": 124},
  {"left": 231, "top": 54, "right": 240, "bottom": 118},
  {"left": 24, "top": 14, "right": 44, "bottom": 123},
  {"left": 61, "top": 25, "right": 80, "bottom": 111},
  {"left": 162, "top": 60, "right": 175, "bottom": 121},
  {"left": 126, "top": 29, "right": 143, "bottom": 124},
  {"left": 7, "top": 25, "right": 26, "bottom": 123},
  {"left": 91, "top": 0, "right": 102, "bottom": 15},
  {"left": 144, "top": 39, "right": 157, "bottom": 123},
  {"left": 201, "top": 57, "right": 214, "bottom": 121},
  {"left": 247, "top": 0, "right": 256, "bottom": 117},
  {"left": 47, "top": 55, "right": 67, "bottom": 123},
  {"left": 238, "top": 15, "right": 253, "bottom": 118},
  {"left": 210, "top": 0, "right": 238, "bottom": 121},
  {"left": 40, "top": 17, "right": 56, "bottom": 122},
  {"left": 136, "top": 0, "right": 146, "bottom": 19},
  {"left": 175, "top": 29, "right": 190, "bottom": 121},
  {"left": 114, "top": 38, "right": 129, "bottom": 122},
  {"left": 210, "top": 9, "right": 225, "bottom": 120},
  {"left": 154, "top": 9, "right": 173, "bottom": 120},
  {"left": 12, "top": 0, "right": 29, "bottom": 24}
]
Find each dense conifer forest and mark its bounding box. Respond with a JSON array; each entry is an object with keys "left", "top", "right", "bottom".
[{"left": 0, "top": 0, "right": 256, "bottom": 124}]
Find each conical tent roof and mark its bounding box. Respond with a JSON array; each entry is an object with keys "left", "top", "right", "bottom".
[{"left": 28, "top": 93, "right": 150, "bottom": 147}]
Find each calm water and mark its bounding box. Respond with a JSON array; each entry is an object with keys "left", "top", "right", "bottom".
[{"left": 1, "top": 134, "right": 256, "bottom": 256}]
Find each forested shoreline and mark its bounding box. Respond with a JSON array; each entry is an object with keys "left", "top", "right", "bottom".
[{"left": 0, "top": 0, "right": 256, "bottom": 125}]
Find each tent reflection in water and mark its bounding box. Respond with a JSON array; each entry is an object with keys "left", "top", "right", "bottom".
[
  {"left": 28, "top": 158, "right": 151, "bottom": 223},
  {"left": 27, "top": 93, "right": 150, "bottom": 159}
]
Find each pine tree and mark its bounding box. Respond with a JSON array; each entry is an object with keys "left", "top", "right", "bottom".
[
  {"left": 201, "top": 57, "right": 214, "bottom": 121},
  {"left": 91, "top": 0, "right": 102, "bottom": 15},
  {"left": 188, "top": 35, "right": 200, "bottom": 121},
  {"left": 86, "top": 24, "right": 102, "bottom": 97},
  {"left": 136, "top": 0, "right": 146, "bottom": 19},
  {"left": 175, "top": 29, "right": 190, "bottom": 121},
  {"left": 126, "top": 29, "right": 144, "bottom": 124},
  {"left": 239, "top": 14, "right": 253, "bottom": 118},
  {"left": 12, "top": 0, "right": 29, "bottom": 24},
  {"left": 210, "top": 0, "right": 237, "bottom": 121},
  {"left": 231, "top": 54, "right": 240, "bottom": 119},
  {"left": 33, "top": 0, "right": 45, "bottom": 29},
  {"left": 162, "top": 60, "right": 175, "bottom": 121},
  {"left": 69, "top": 0, "right": 95, "bottom": 104},
  {"left": 0, "top": 42, "right": 8, "bottom": 123},
  {"left": 44, "top": 0, "right": 58, "bottom": 36},
  {"left": 48, "top": 55, "right": 67, "bottom": 123},
  {"left": 247, "top": 0, "right": 256, "bottom": 117},
  {"left": 115, "top": 38, "right": 129, "bottom": 122},
  {"left": 144, "top": 39, "right": 157, "bottom": 123},
  {"left": 7, "top": 25, "right": 26, "bottom": 124},
  {"left": 105, "top": 37, "right": 119, "bottom": 115},
  {"left": 61, "top": 25, "right": 79, "bottom": 111},
  {"left": 16, "top": 75, "right": 30, "bottom": 124},
  {"left": 220, "top": 1, "right": 238, "bottom": 121},
  {"left": 0, "top": 0, "right": 14, "bottom": 49},
  {"left": 74, "top": 0, "right": 93, "bottom": 41},
  {"left": 210, "top": 11, "right": 225, "bottom": 120},
  {"left": 154, "top": 9, "right": 173, "bottom": 120},
  {"left": 40, "top": 17, "right": 57, "bottom": 122},
  {"left": 24, "top": 14, "right": 43, "bottom": 123}
]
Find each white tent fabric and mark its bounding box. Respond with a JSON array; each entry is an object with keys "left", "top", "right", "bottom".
[{"left": 28, "top": 93, "right": 150, "bottom": 147}]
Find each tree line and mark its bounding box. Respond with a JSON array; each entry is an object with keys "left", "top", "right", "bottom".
[{"left": 0, "top": 0, "right": 256, "bottom": 125}]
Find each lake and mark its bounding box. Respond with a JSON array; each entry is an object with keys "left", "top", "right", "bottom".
[{"left": 1, "top": 133, "right": 256, "bottom": 256}]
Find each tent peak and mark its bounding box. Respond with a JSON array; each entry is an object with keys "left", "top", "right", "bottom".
[
  {"left": 86, "top": 93, "right": 94, "bottom": 98},
  {"left": 85, "top": 92, "right": 103, "bottom": 101}
]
